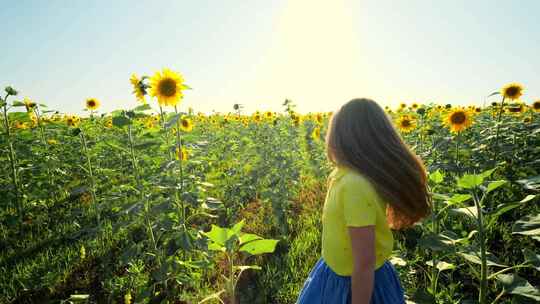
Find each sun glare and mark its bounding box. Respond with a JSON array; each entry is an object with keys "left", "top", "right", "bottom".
[{"left": 253, "top": 0, "right": 365, "bottom": 111}]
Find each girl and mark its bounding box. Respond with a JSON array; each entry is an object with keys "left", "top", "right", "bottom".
[{"left": 297, "top": 98, "right": 431, "bottom": 304}]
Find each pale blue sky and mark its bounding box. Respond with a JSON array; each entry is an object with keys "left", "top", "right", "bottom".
[{"left": 2, "top": 0, "right": 539, "bottom": 115}]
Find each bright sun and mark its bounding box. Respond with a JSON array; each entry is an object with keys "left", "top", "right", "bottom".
[{"left": 253, "top": 0, "right": 365, "bottom": 111}]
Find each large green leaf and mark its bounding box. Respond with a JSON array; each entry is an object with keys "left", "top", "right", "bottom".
[
  {"left": 487, "top": 195, "right": 537, "bottom": 229},
  {"left": 429, "top": 170, "right": 444, "bottom": 184},
  {"left": 516, "top": 176, "right": 540, "bottom": 191},
  {"left": 458, "top": 250, "right": 507, "bottom": 267},
  {"left": 204, "top": 225, "right": 232, "bottom": 246},
  {"left": 495, "top": 274, "right": 540, "bottom": 301},
  {"left": 133, "top": 103, "right": 152, "bottom": 112},
  {"left": 112, "top": 115, "right": 131, "bottom": 127},
  {"left": 513, "top": 214, "right": 540, "bottom": 236},
  {"left": 450, "top": 206, "right": 477, "bottom": 219},
  {"left": 485, "top": 180, "right": 507, "bottom": 194},
  {"left": 456, "top": 168, "right": 497, "bottom": 189},
  {"left": 523, "top": 249, "right": 540, "bottom": 271},
  {"left": 240, "top": 239, "right": 278, "bottom": 255}
]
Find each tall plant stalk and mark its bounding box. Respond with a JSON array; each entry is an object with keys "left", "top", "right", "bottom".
[
  {"left": 174, "top": 106, "right": 185, "bottom": 225},
  {"left": 1, "top": 93, "right": 23, "bottom": 221},
  {"left": 127, "top": 124, "right": 159, "bottom": 263},
  {"left": 80, "top": 130, "right": 99, "bottom": 226},
  {"left": 492, "top": 96, "right": 506, "bottom": 161},
  {"left": 472, "top": 190, "right": 487, "bottom": 304},
  {"left": 32, "top": 107, "right": 54, "bottom": 190}
]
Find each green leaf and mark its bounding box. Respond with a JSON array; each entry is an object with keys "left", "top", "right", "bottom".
[
  {"left": 479, "top": 168, "right": 497, "bottom": 179},
  {"left": 458, "top": 250, "right": 508, "bottom": 267},
  {"left": 487, "top": 203, "right": 520, "bottom": 229},
  {"left": 523, "top": 249, "right": 540, "bottom": 271},
  {"left": 450, "top": 206, "right": 477, "bottom": 219},
  {"left": 233, "top": 265, "right": 262, "bottom": 272},
  {"left": 389, "top": 256, "right": 407, "bottom": 266},
  {"left": 429, "top": 170, "right": 444, "bottom": 184},
  {"left": 203, "top": 225, "right": 231, "bottom": 246},
  {"left": 112, "top": 115, "right": 131, "bottom": 127},
  {"left": 239, "top": 233, "right": 263, "bottom": 245},
  {"left": 198, "top": 289, "right": 226, "bottom": 304},
  {"left": 516, "top": 176, "right": 540, "bottom": 191},
  {"left": 11, "top": 101, "right": 25, "bottom": 107},
  {"left": 240, "top": 239, "right": 279, "bottom": 255},
  {"left": 487, "top": 195, "right": 537, "bottom": 230},
  {"left": 426, "top": 260, "right": 455, "bottom": 272},
  {"left": 165, "top": 113, "right": 181, "bottom": 129},
  {"left": 485, "top": 180, "right": 507, "bottom": 194},
  {"left": 456, "top": 168, "right": 496, "bottom": 189},
  {"left": 68, "top": 294, "right": 90, "bottom": 302},
  {"left": 495, "top": 274, "right": 540, "bottom": 301},
  {"left": 417, "top": 233, "right": 452, "bottom": 251},
  {"left": 513, "top": 214, "right": 540, "bottom": 236},
  {"left": 231, "top": 220, "right": 245, "bottom": 235},
  {"left": 449, "top": 193, "right": 472, "bottom": 203},
  {"left": 456, "top": 174, "right": 484, "bottom": 189},
  {"left": 133, "top": 104, "right": 152, "bottom": 112}
]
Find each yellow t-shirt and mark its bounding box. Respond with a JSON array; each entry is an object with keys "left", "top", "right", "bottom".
[{"left": 321, "top": 165, "right": 393, "bottom": 276}]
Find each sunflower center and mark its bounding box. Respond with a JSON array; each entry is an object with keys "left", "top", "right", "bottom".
[
  {"left": 88, "top": 100, "right": 96, "bottom": 107},
  {"left": 450, "top": 112, "right": 466, "bottom": 124},
  {"left": 534, "top": 102, "right": 540, "bottom": 110},
  {"left": 182, "top": 120, "right": 189, "bottom": 127},
  {"left": 158, "top": 78, "right": 177, "bottom": 97},
  {"left": 505, "top": 86, "right": 519, "bottom": 97},
  {"left": 401, "top": 120, "right": 411, "bottom": 127}
]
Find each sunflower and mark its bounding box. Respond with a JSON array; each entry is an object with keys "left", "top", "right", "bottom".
[
  {"left": 531, "top": 100, "right": 540, "bottom": 113},
  {"left": 23, "top": 97, "right": 36, "bottom": 111},
  {"left": 86, "top": 98, "right": 100, "bottom": 110},
  {"left": 411, "top": 103, "right": 419, "bottom": 109},
  {"left": 523, "top": 117, "right": 531, "bottom": 123},
  {"left": 396, "top": 115, "right": 416, "bottom": 133},
  {"left": 47, "top": 139, "right": 58, "bottom": 145},
  {"left": 444, "top": 108, "right": 473, "bottom": 133},
  {"left": 105, "top": 119, "right": 113, "bottom": 128},
  {"left": 13, "top": 121, "right": 27, "bottom": 129},
  {"left": 311, "top": 127, "right": 321, "bottom": 140},
  {"left": 149, "top": 68, "right": 189, "bottom": 107},
  {"left": 399, "top": 103, "right": 407, "bottom": 110},
  {"left": 474, "top": 106, "right": 482, "bottom": 113},
  {"left": 130, "top": 74, "right": 147, "bottom": 104},
  {"left": 252, "top": 112, "right": 262, "bottom": 122},
  {"left": 264, "top": 111, "right": 274, "bottom": 120},
  {"left": 315, "top": 113, "right": 324, "bottom": 124},
  {"left": 501, "top": 83, "right": 524, "bottom": 100},
  {"left": 179, "top": 116, "right": 193, "bottom": 132},
  {"left": 176, "top": 146, "right": 189, "bottom": 161},
  {"left": 66, "top": 115, "right": 79, "bottom": 127}
]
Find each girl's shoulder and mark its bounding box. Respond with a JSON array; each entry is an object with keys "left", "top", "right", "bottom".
[{"left": 330, "top": 165, "right": 374, "bottom": 191}]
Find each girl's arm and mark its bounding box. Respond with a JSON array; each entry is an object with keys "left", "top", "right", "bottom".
[{"left": 348, "top": 225, "right": 376, "bottom": 304}]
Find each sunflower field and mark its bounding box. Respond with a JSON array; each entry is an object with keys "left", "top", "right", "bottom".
[{"left": 1, "top": 71, "right": 540, "bottom": 304}]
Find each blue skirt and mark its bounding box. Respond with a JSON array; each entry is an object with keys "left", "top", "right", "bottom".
[{"left": 296, "top": 258, "right": 405, "bottom": 304}]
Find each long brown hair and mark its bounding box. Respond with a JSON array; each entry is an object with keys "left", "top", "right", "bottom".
[{"left": 326, "top": 98, "right": 431, "bottom": 229}]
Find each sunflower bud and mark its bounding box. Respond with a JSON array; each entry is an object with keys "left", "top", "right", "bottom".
[{"left": 5, "top": 86, "right": 18, "bottom": 96}]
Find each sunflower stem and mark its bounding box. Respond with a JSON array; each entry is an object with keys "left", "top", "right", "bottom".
[
  {"left": 33, "top": 107, "right": 55, "bottom": 193},
  {"left": 455, "top": 132, "right": 460, "bottom": 172},
  {"left": 174, "top": 106, "right": 185, "bottom": 224},
  {"left": 492, "top": 97, "right": 506, "bottom": 162},
  {"left": 80, "top": 130, "right": 99, "bottom": 227},
  {"left": 127, "top": 124, "right": 159, "bottom": 266},
  {"left": 1, "top": 93, "right": 24, "bottom": 222}
]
